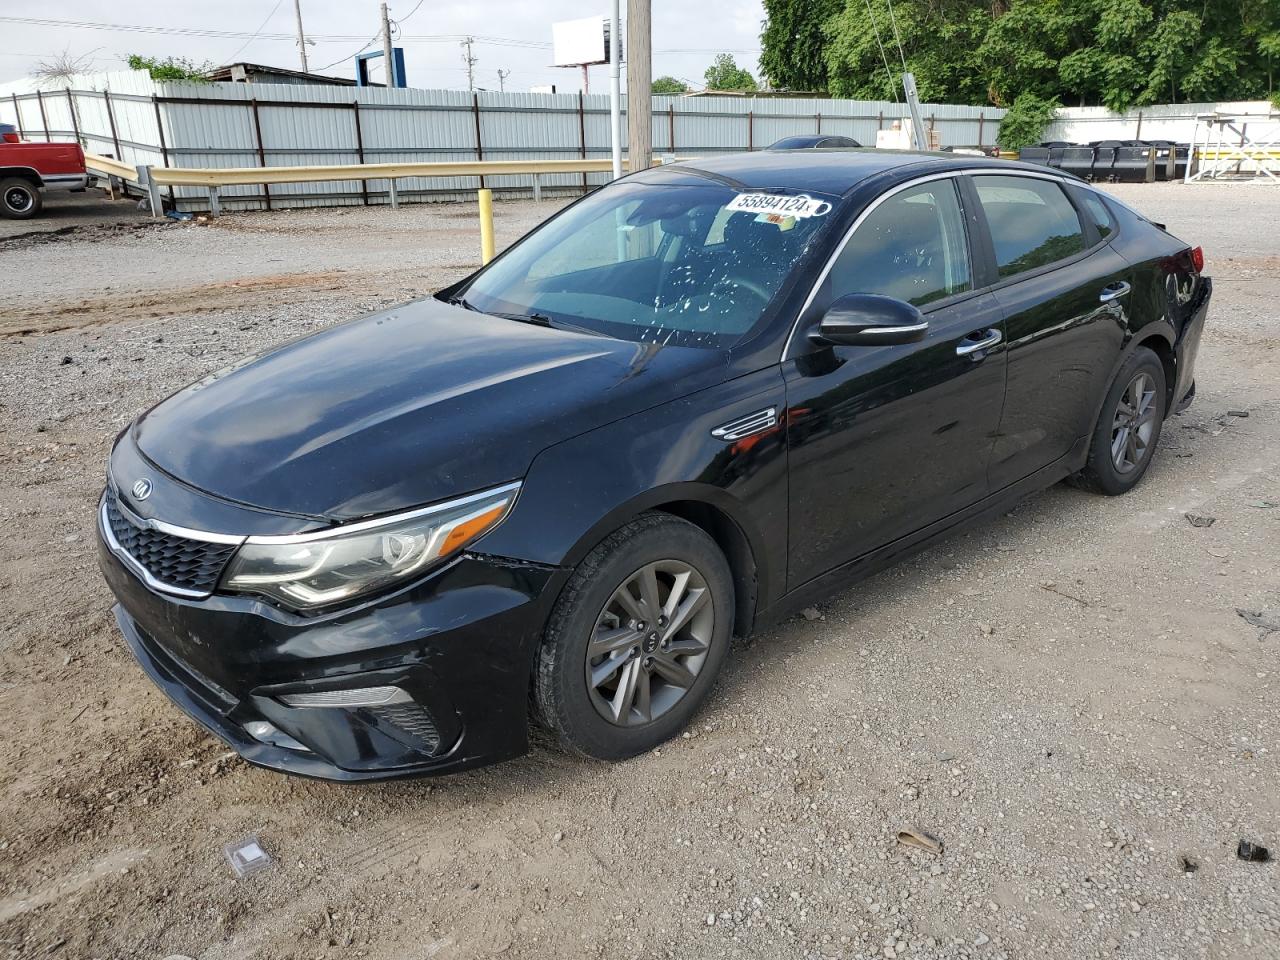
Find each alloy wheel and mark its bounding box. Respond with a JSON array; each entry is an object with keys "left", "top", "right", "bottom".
[
  {"left": 1110, "top": 371, "right": 1157, "bottom": 474},
  {"left": 584, "top": 559, "right": 714, "bottom": 727}
]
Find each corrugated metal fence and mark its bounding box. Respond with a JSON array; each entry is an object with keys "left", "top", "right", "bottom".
[{"left": 0, "top": 69, "right": 1004, "bottom": 211}]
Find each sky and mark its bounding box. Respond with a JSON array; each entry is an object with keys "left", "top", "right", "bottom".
[{"left": 0, "top": 1, "right": 768, "bottom": 91}]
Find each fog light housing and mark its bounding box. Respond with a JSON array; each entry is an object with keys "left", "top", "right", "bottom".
[
  {"left": 278, "top": 686, "right": 411, "bottom": 708},
  {"left": 243, "top": 719, "right": 310, "bottom": 752}
]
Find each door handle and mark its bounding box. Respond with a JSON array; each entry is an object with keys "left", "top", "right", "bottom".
[
  {"left": 956, "top": 328, "right": 1002, "bottom": 356},
  {"left": 1099, "top": 281, "right": 1131, "bottom": 303}
]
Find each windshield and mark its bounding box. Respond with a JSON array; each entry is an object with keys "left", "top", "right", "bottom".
[{"left": 456, "top": 180, "right": 838, "bottom": 348}]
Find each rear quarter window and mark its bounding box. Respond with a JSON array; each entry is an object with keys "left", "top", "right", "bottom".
[
  {"left": 973, "top": 175, "right": 1087, "bottom": 279},
  {"left": 1078, "top": 191, "right": 1115, "bottom": 239}
]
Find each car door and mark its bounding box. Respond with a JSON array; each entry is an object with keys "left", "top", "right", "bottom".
[
  {"left": 783, "top": 175, "right": 1008, "bottom": 589},
  {"left": 965, "top": 173, "right": 1134, "bottom": 490}
]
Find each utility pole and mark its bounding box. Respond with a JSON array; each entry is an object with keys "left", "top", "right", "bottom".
[
  {"left": 609, "top": 0, "right": 622, "bottom": 179},
  {"left": 625, "top": 0, "right": 651, "bottom": 172},
  {"left": 461, "top": 37, "right": 478, "bottom": 92},
  {"left": 380, "top": 2, "right": 395, "bottom": 87},
  {"left": 293, "top": 0, "right": 309, "bottom": 73},
  {"left": 497, "top": 69, "right": 510, "bottom": 93}
]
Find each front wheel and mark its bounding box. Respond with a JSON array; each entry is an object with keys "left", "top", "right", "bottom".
[
  {"left": 0, "top": 178, "right": 42, "bottom": 220},
  {"left": 1072, "top": 346, "right": 1166, "bottom": 495},
  {"left": 534, "top": 512, "right": 734, "bottom": 761}
]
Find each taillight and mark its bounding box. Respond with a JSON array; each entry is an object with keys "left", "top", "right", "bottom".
[{"left": 1190, "top": 246, "right": 1204, "bottom": 273}]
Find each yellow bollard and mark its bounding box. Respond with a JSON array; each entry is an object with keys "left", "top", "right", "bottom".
[{"left": 478, "top": 188, "right": 495, "bottom": 265}]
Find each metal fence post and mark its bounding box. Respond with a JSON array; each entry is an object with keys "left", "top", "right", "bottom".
[
  {"left": 150, "top": 95, "right": 175, "bottom": 205},
  {"left": 36, "top": 90, "right": 49, "bottom": 141},
  {"left": 352, "top": 101, "right": 369, "bottom": 206},
  {"left": 66, "top": 89, "right": 81, "bottom": 145},
  {"left": 472, "top": 93, "right": 486, "bottom": 190},
  {"left": 388, "top": 179, "right": 399, "bottom": 208},
  {"left": 250, "top": 98, "right": 272, "bottom": 211},
  {"left": 103, "top": 89, "right": 122, "bottom": 160},
  {"left": 577, "top": 92, "right": 588, "bottom": 195},
  {"left": 532, "top": 173, "right": 542, "bottom": 203}
]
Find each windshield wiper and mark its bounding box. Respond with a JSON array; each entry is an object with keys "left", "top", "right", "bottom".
[
  {"left": 488, "top": 311, "right": 555, "bottom": 327},
  {"left": 452, "top": 299, "right": 605, "bottom": 337}
]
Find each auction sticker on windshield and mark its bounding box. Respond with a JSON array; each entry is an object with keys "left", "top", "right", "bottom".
[{"left": 726, "top": 193, "right": 832, "bottom": 218}]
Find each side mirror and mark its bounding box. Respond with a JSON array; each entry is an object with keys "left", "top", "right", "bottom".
[{"left": 810, "top": 293, "right": 928, "bottom": 347}]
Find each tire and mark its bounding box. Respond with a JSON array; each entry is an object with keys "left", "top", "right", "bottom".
[
  {"left": 534, "top": 512, "right": 734, "bottom": 761},
  {"left": 1072, "top": 346, "right": 1166, "bottom": 495},
  {"left": 0, "top": 178, "right": 42, "bottom": 220}
]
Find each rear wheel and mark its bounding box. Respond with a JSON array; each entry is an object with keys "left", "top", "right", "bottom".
[
  {"left": 534, "top": 512, "right": 733, "bottom": 761},
  {"left": 0, "top": 177, "right": 41, "bottom": 220},
  {"left": 1072, "top": 347, "right": 1166, "bottom": 495}
]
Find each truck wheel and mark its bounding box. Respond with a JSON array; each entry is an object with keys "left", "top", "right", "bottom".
[{"left": 1, "top": 178, "right": 42, "bottom": 219}]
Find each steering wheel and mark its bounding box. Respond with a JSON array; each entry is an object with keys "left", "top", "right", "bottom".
[{"left": 715, "top": 273, "right": 773, "bottom": 305}]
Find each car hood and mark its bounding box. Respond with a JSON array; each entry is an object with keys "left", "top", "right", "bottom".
[{"left": 134, "top": 297, "right": 727, "bottom": 521}]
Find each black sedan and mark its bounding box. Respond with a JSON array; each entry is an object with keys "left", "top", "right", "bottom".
[
  {"left": 768, "top": 134, "right": 862, "bottom": 149},
  {"left": 98, "top": 150, "right": 1210, "bottom": 781}
]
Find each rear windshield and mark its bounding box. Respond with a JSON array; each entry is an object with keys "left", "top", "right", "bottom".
[{"left": 456, "top": 180, "right": 838, "bottom": 348}]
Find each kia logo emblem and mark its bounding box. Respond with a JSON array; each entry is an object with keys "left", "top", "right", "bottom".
[{"left": 132, "top": 478, "right": 153, "bottom": 501}]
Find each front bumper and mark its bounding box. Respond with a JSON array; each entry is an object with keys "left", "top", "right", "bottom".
[{"left": 99, "top": 521, "right": 563, "bottom": 782}]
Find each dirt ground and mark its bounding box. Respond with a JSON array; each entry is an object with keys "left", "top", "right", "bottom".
[{"left": 1, "top": 183, "right": 1278, "bottom": 960}]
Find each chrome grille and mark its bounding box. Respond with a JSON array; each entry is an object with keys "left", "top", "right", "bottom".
[{"left": 102, "top": 488, "right": 238, "bottom": 596}]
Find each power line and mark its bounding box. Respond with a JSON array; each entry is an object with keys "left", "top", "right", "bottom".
[
  {"left": 861, "top": 0, "right": 898, "bottom": 102},
  {"left": 313, "top": 33, "right": 380, "bottom": 71},
  {"left": 393, "top": 0, "right": 427, "bottom": 26},
  {"left": 883, "top": 0, "right": 909, "bottom": 73},
  {"left": 224, "top": 0, "right": 285, "bottom": 64},
  {"left": 0, "top": 16, "right": 550, "bottom": 48}
]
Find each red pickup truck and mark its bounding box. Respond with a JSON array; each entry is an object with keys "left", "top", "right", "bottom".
[{"left": 1, "top": 123, "right": 93, "bottom": 219}]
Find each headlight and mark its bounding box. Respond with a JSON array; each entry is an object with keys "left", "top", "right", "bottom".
[{"left": 222, "top": 481, "right": 520, "bottom": 610}]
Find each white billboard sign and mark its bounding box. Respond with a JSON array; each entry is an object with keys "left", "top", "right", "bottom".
[{"left": 552, "top": 16, "right": 608, "bottom": 67}]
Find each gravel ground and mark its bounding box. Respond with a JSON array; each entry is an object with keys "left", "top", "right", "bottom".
[{"left": 0, "top": 184, "right": 1277, "bottom": 960}]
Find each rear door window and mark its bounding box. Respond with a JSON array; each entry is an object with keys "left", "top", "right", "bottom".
[
  {"left": 973, "top": 175, "right": 1086, "bottom": 278},
  {"left": 825, "top": 179, "right": 971, "bottom": 308}
]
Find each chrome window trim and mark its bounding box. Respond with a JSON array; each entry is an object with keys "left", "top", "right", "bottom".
[
  {"left": 243, "top": 481, "right": 523, "bottom": 545},
  {"left": 99, "top": 496, "right": 213, "bottom": 599},
  {"left": 781, "top": 166, "right": 1075, "bottom": 362}
]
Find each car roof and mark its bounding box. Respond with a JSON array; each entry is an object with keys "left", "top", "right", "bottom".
[{"left": 634, "top": 149, "right": 1061, "bottom": 197}]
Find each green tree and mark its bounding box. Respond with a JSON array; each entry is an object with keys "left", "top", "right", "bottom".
[
  {"left": 127, "top": 55, "right": 213, "bottom": 82},
  {"left": 822, "top": 0, "right": 992, "bottom": 103},
  {"left": 759, "top": 0, "right": 843, "bottom": 91},
  {"left": 703, "top": 53, "right": 758, "bottom": 91},
  {"left": 817, "top": 0, "right": 1280, "bottom": 111},
  {"left": 996, "top": 91, "right": 1060, "bottom": 148},
  {"left": 652, "top": 75, "right": 689, "bottom": 94}
]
